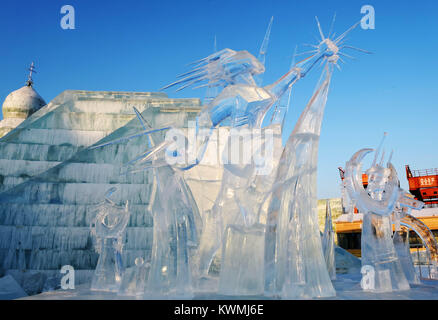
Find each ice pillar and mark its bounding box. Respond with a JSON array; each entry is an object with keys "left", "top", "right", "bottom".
[{"left": 264, "top": 67, "right": 336, "bottom": 298}]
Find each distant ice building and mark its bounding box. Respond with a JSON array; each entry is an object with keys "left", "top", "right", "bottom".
[{"left": 0, "top": 63, "right": 46, "bottom": 138}]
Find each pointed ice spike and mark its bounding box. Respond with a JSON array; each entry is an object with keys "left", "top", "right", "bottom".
[
  {"left": 132, "top": 107, "right": 150, "bottom": 130},
  {"left": 328, "top": 12, "right": 337, "bottom": 38},
  {"left": 258, "top": 16, "right": 274, "bottom": 63},
  {"left": 137, "top": 140, "right": 171, "bottom": 163},
  {"left": 193, "top": 83, "right": 214, "bottom": 90},
  {"left": 372, "top": 132, "right": 388, "bottom": 167},
  {"left": 176, "top": 77, "right": 206, "bottom": 92},
  {"left": 315, "top": 16, "right": 325, "bottom": 41},
  {"left": 123, "top": 148, "right": 156, "bottom": 167},
  {"left": 295, "top": 50, "right": 318, "bottom": 58},
  {"left": 255, "top": 16, "right": 274, "bottom": 86},
  {"left": 271, "top": 47, "right": 296, "bottom": 126},
  {"left": 161, "top": 71, "right": 208, "bottom": 91},
  {"left": 338, "top": 52, "right": 356, "bottom": 60},
  {"left": 176, "top": 66, "right": 205, "bottom": 78},
  {"left": 334, "top": 20, "right": 360, "bottom": 44},
  {"left": 379, "top": 150, "right": 386, "bottom": 166},
  {"left": 341, "top": 45, "right": 373, "bottom": 54},
  {"left": 133, "top": 106, "right": 156, "bottom": 149},
  {"left": 388, "top": 150, "right": 394, "bottom": 164},
  {"left": 89, "top": 127, "right": 171, "bottom": 150},
  {"left": 291, "top": 45, "right": 298, "bottom": 67},
  {"left": 187, "top": 48, "right": 235, "bottom": 67}
]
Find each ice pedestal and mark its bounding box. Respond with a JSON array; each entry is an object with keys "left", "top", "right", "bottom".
[
  {"left": 393, "top": 231, "right": 420, "bottom": 284},
  {"left": 361, "top": 214, "right": 410, "bottom": 292},
  {"left": 218, "top": 224, "right": 265, "bottom": 296},
  {"left": 91, "top": 238, "right": 123, "bottom": 292}
]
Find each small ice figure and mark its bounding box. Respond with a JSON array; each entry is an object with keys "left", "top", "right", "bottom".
[
  {"left": 322, "top": 200, "right": 336, "bottom": 280},
  {"left": 393, "top": 230, "right": 420, "bottom": 284},
  {"left": 118, "top": 257, "right": 150, "bottom": 296},
  {"left": 344, "top": 146, "right": 410, "bottom": 292},
  {"left": 90, "top": 187, "right": 130, "bottom": 292}
]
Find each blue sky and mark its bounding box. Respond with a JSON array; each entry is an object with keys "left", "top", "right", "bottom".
[{"left": 0, "top": 0, "right": 437, "bottom": 198}]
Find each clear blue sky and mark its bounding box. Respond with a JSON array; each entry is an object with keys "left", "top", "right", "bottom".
[{"left": 0, "top": 0, "right": 437, "bottom": 198}]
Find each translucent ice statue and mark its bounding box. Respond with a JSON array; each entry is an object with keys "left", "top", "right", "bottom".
[
  {"left": 125, "top": 108, "right": 201, "bottom": 299},
  {"left": 264, "top": 65, "right": 336, "bottom": 299},
  {"left": 118, "top": 257, "right": 149, "bottom": 296},
  {"left": 90, "top": 187, "right": 130, "bottom": 292},
  {"left": 91, "top": 103, "right": 202, "bottom": 298},
  {"left": 393, "top": 229, "right": 420, "bottom": 284},
  {"left": 322, "top": 200, "right": 336, "bottom": 280},
  {"left": 344, "top": 147, "right": 410, "bottom": 292}
]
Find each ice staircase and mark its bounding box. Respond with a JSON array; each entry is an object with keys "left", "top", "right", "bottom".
[{"left": 0, "top": 90, "right": 202, "bottom": 291}]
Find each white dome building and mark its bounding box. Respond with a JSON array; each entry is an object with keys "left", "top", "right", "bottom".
[{"left": 0, "top": 63, "right": 46, "bottom": 138}]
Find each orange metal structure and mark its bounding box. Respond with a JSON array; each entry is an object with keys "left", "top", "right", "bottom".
[{"left": 405, "top": 166, "right": 438, "bottom": 207}]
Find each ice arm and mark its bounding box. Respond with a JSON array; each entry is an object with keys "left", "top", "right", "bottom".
[{"left": 264, "top": 53, "right": 326, "bottom": 99}]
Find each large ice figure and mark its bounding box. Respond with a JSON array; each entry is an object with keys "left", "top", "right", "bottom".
[
  {"left": 90, "top": 187, "right": 130, "bottom": 292},
  {"left": 264, "top": 66, "right": 335, "bottom": 299},
  {"left": 322, "top": 200, "right": 336, "bottom": 280},
  {"left": 145, "top": 164, "right": 200, "bottom": 298},
  {"left": 90, "top": 17, "right": 368, "bottom": 298},
  {"left": 158, "top": 18, "right": 367, "bottom": 297},
  {"left": 95, "top": 107, "right": 201, "bottom": 298},
  {"left": 344, "top": 148, "right": 410, "bottom": 292}
]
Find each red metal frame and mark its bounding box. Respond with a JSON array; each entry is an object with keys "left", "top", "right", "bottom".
[{"left": 406, "top": 165, "right": 438, "bottom": 206}]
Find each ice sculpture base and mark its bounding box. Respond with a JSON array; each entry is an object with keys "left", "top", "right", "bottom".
[
  {"left": 218, "top": 224, "right": 265, "bottom": 296},
  {"left": 361, "top": 214, "right": 410, "bottom": 293},
  {"left": 91, "top": 239, "right": 122, "bottom": 293},
  {"left": 393, "top": 231, "right": 421, "bottom": 285}
]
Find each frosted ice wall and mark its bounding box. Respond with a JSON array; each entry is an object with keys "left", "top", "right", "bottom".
[{"left": 0, "top": 90, "right": 205, "bottom": 290}]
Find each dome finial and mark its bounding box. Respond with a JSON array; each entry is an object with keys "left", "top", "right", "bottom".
[{"left": 26, "top": 62, "right": 36, "bottom": 87}]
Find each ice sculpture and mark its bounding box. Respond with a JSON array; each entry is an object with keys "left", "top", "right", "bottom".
[
  {"left": 322, "top": 200, "right": 336, "bottom": 280},
  {"left": 119, "top": 108, "right": 201, "bottom": 298},
  {"left": 264, "top": 66, "right": 336, "bottom": 298},
  {"left": 218, "top": 224, "right": 266, "bottom": 295},
  {"left": 89, "top": 17, "right": 368, "bottom": 298},
  {"left": 344, "top": 148, "right": 410, "bottom": 292},
  {"left": 393, "top": 229, "right": 420, "bottom": 284},
  {"left": 118, "top": 257, "right": 149, "bottom": 296},
  {"left": 90, "top": 187, "right": 130, "bottom": 292},
  {"left": 399, "top": 213, "right": 438, "bottom": 279},
  {"left": 159, "top": 18, "right": 366, "bottom": 297}
]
